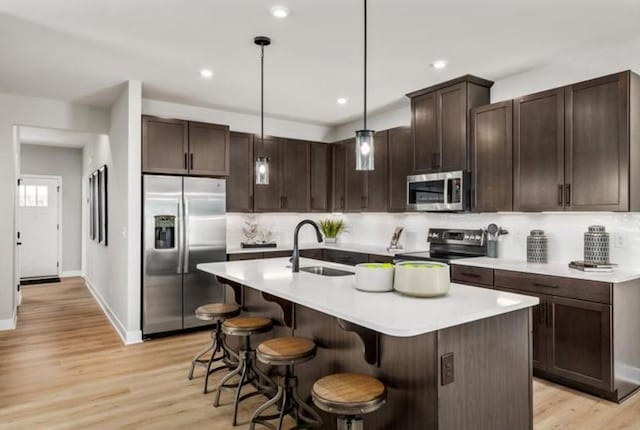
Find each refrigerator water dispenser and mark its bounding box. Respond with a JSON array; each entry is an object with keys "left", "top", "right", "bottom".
[{"left": 154, "top": 215, "right": 175, "bottom": 249}]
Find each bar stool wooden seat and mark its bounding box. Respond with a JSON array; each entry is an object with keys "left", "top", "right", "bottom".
[
  {"left": 249, "top": 337, "right": 324, "bottom": 430},
  {"left": 213, "top": 316, "right": 275, "bottom": 426},
  {"left": 311, "top": 373, "right": 386, "bottom": 430},
  {"left": 188, "top": 303, "right": 241, "bottom": 394}
]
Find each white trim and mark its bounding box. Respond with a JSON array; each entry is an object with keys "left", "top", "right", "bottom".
[
  {"left": 0, "top": 309, "right": 17, "bottom": 331},
  {"left": 84, "top": 277, "right": 142, "bottom": 345},
  {"left": 17, "top": 290, "right": 22, "bottom": 306},
  {"left": 19, "top": 174, "right": 63, "bottom": 278},
  {"left": 61, "top": 270, "right": 82, "bottom": 278}
]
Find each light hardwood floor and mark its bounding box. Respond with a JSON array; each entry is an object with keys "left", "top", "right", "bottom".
[{"left": 1, "top": 278, "right": 639, "bottom": 429}]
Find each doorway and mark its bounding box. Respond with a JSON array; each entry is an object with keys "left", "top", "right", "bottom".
[{"left": 18, "top": 175, "right": 62, "bottom": 282}]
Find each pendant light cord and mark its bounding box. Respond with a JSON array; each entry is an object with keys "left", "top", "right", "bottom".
[
  {"left": 363, "top": 0, "right": 367, "bottom": 130},
  {"left": 261, "top": 44, "right": 265, "bottom": 144}
]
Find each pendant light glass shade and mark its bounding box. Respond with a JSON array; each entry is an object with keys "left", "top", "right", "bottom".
[
  {"left": 355, "top": 129, "right": 375, "bottom": 171},
  {"left": 255, "top": 156, "right": 269, "bottom": 185}
]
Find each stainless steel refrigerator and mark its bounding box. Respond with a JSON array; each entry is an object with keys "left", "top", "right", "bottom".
[{"left": 142, "top": 175, "right": 226, "bottom": 336}]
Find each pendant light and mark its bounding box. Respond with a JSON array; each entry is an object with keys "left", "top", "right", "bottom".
[
  {"left": 255, "top": 36, "right": 271, "bottom": 184},
  {"left": 355, "top": 0, "right": 374, "bottom": 171}
]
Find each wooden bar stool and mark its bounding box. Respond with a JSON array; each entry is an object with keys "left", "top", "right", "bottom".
[
  {"left": 214, "top": 316, "right": 276, "bottom": 426},
  {"left": 311, "top": 373, "right": 386, "bottom": 430},
  {"left": 188, "top": 303, "right": 241, "bottom": 394},
  {"left": 250, "top": 337, "right": 324, "bottom": 430}
]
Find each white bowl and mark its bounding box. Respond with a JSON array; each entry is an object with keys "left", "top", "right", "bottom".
[
  {"left": 393, "top": 261, "right": 450, "bottom": 297},
  {"left": 354, "top": 263, "right": 395, "bottom": 292}
]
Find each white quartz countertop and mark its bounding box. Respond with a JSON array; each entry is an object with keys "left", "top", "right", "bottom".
[
  {"left": 197, "top": 257, "right": 539, "bottom": 337},
  {"left": 452, "top": 257, "right": 640, "bottom": 284},
  {"left": 227, "top": 242, "right": 423, "bottom": 258}
]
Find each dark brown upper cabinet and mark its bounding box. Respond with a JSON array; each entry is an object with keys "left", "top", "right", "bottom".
[
  {"left": 188, "top": 121, "right": 230, "bottom": 176},
  {"left": 341, "top": 134, "right": 389, "bottom": 212},
  {"left": 387, "top": 126, "right": 412, "bottom": 212},
  {"left": 513, "top": 71, "right": 640, "bottom": 212},
  {"left": 344, "top": 138, "right": 367, "bottom": 211},
  {"left": 310, "top": 143, "right": 330, "bottom": 212},
  {"left": 331, "top": 142, "right": 346, "bottom": 212},
  {"left": 142, "top": 115, "right": 230, "bottom": 177},
  {"left": 227, "top": 132, "right": 254, "bottom": 212},
  {"left": 514, "top": 88, "right": 565, "bottom": 211},
  {"left": 407, "top": 75, "right": 493, "bottom": 173},
  {"left": 253, "top": 136, "right": 283, "bottom": 212},
  {"left": 142, "top": 116, "right": 189, "bottom": 175},
  {"left": 281, "top": 139, "right": 311, "bottom": 211},
  {"left": 565, "top": 72, "right": 635, "bottom": 211},
  {"left": 365, "top": 131, "right": 389, "bottom": 211},
  {"left": 471, "top": 100, "right": 513, "bottom": 212}
]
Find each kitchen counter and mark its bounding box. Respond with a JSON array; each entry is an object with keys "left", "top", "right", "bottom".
[
  {"left": 452, "top": 257, "right": 640, "bottom": 283},
  {"left": 226, "top": 242, "right": 424, "bottom": 257},
  {"left": 197, "top": 257, "right": 538, "bottom": 337}
]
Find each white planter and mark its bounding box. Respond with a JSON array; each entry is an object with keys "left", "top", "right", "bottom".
[
  {"left": 393, "top": 261, "right": 450, "bottom": 297},
  {"left": 354, "top": 263, "right": 395, "bottom": 292}
]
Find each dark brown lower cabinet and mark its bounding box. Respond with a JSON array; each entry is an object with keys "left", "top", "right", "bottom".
[{"left": 547, "top": 296, "right": 612, "bottom": 391}]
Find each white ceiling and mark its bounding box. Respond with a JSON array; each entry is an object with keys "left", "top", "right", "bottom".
[
  {"left": 1, "top": 0, "right": 639, "bottom": 126},
  {"left": 19, "top": 126, "right": 97, "bottom": 148}
]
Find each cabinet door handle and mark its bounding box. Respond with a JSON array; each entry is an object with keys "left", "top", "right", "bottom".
[
  {"left": 190, "top": 153, "right": 194, "bottom": 170},
  {"left": 533, "top": 282, "right": 559, "bottom": 289},
  {"left": 539, "top": 301, "right": 546, "bottom": 324},
  {"left": 284, "top": 196, "right": 288, "bottom": 208},
  {"left": 249, "top": 195, "right": 253, "bottom": 209},
  {"left": 546, "top": 302, "right": 552, "bottom": 327},
  {"left": 558, "top": 184, "right": 564, "bottom": 206},
  {"left": 340, "top": 196, "right": 345, "bottom": 209},
  {"left": 361, "top": 196, "right": 367, "bottom": 209},
  {"left": 461, "top": 272, "right": 481, "bottom": 279},
  {"left": 184, "top": 153, "right": 188, "bottom": 170},
  {"left": 565, "top": 184, "right": 571, "bottom": 206}
]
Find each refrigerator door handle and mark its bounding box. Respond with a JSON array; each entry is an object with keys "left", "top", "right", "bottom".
[
  {"left": 177, "top": 201, "right": 184, "bottom": 274},
  {"left": 183, "top": 198, "right": 190, "bottom": 274}
]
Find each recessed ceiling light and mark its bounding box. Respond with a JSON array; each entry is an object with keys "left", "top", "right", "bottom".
[
  {"left": 200, "top": 68, "right": 214, "bottom": 78},
  {"left": 270, "top": 6, "right": 290, "bottom": 18},
  {"left": 431, "top": 60, "right": 448, "bottom": 70},
  {"left": 337, "top": 97, "right": 348, "bottom": 105}
]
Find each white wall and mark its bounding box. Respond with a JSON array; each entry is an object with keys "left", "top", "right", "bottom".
[
  {"left": 83, "top": 81, "right": 142, "bottom": 344},
  {"left": 0, "top": 93, "right": 109, "bottom": 329},
  {"left": 227, "top": 212, "right": 640, "bottom": 270},
  {"left": 142, "top": 99, "right": 334, "bottom": 143},
  {"left": 332, "top": 103, "right": 411, "bottom": 141},
  {"left": 20, "top": 144, "right": 83, "bottom": 274},
  {"left": 490, "top": 36, "right": 640, "bottom": 103}
]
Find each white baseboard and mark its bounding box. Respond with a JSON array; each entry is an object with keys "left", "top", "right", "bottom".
[
  {"left": 84, "top": 277, "right": 142, "bottom": 345},
  {"left": 17, "top": 291, "right": 22, "bottom": 306},
  {"left": 61, "top": 270, "right": 82, "bottom": 278},
  {"left": 0, "top": 309, "right": 17, "bottom": 331}
]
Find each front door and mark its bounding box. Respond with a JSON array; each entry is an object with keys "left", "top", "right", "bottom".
[{"left": 18, "top": 176, "right": 60, "bottom": 280}]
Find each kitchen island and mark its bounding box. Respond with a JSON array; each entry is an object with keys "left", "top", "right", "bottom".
[{"left": 198, "top": 258, "right": 539, "bottom": 430}]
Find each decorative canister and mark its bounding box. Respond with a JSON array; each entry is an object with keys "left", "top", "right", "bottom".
[
  {"left": 527, "top": 230, "right": 548, "bottom": 263},
  {"left": 584, "top": 225, "right": 610, "bottom": 265}
]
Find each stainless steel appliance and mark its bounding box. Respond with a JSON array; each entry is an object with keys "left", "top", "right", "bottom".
[
  {"left": 143, "top": 175, "right": 226, "bottom": 336},
  {"left": 395, "top": 228, "right": 486, "bottom": 264},
  {"left": 406, "top": 170, "right": 470, "bottom": 211}
]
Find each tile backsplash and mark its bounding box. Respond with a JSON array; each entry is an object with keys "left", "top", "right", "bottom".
[{"left": 227, "top": 212, "right": 640, "bottom": 269}]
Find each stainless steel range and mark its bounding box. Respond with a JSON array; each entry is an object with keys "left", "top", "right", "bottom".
[{"left": 395, "top": 228, "right": 487, "bottom": 263}]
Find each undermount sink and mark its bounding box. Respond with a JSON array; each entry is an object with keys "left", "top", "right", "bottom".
[{"left": 300, "top": 266, "right": 354, "bottom": 277}]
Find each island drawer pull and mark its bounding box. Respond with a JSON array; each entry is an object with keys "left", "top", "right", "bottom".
[
  {"left": 532, "top": 282, "right": 559, "bottom": 289},
  {"left": 461, "top": 272, "right": 481, "bottom": 278}
]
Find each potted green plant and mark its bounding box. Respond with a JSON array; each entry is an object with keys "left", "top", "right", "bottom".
[{"left": 318, "top": 219, "right": 347, "bottom": 244}]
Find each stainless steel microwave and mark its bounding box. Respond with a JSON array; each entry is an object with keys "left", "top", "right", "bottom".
[{"left": 406, "top": 170, "right": 470, "bottom": 211}]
